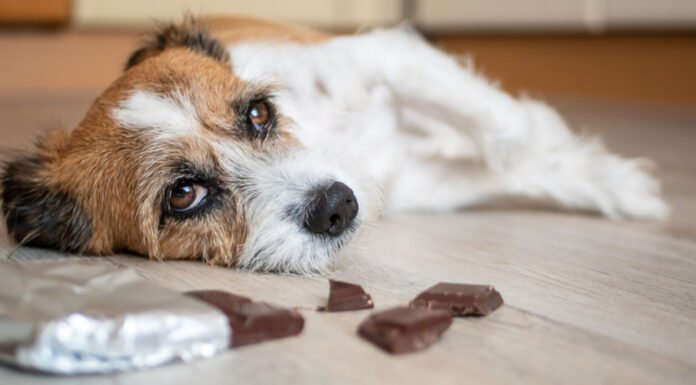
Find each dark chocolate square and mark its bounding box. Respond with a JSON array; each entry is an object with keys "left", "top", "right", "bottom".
[
  {"left": 409, "top": 283, "right": 503, "bottom": 316},
  {"left": 358, "top": 306, "right": 452, "bottom": 354},
  {"left": 320, "top": 279, "right": 374, "bottom": 312}
]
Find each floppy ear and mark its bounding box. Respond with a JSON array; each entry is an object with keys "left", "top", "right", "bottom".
[
  {"left": 125, "top": 16, "right": 230, "bottom": 70},
  {"left": 1, "top": 133, "right": 92, "bottom": 252}
]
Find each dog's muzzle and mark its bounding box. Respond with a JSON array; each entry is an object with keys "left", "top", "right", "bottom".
[{"left": 304, "top": 182, "right": 358, "bottom": 237}]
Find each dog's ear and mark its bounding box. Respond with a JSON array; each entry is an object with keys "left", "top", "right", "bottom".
[
  {"left": 1, "top": 131, "right": 92, "bottom": 252},
  {"left": 125, "top": 16, "right": 230, "bottom": 70}
]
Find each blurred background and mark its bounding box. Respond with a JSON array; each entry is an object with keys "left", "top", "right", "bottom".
[{"left": 0, "top": 0, "right": 695, "bottom": 106}]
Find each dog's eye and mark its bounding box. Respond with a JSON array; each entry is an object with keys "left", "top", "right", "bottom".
[
  {"left": 169, "top": 181, "right": 208, "bottom": 212},
  {"left": 247, "top": 100, "right": 271, "bottom": 136}
]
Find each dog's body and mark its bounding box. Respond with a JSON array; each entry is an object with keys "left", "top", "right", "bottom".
[{"left": 1, "top": 17, "right": 667, "bottom": 273}]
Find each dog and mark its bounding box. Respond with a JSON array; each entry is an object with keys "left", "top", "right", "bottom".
[{"left": 1, "top": 16, "right": 668, "bottom": 273}]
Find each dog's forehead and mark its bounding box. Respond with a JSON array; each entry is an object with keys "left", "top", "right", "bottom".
[
  {"left": 127, "top": 47, "right": 238, "bottom": 91},
  {"left": 106, "top": 48, "right": 258, "bottom": 139}
]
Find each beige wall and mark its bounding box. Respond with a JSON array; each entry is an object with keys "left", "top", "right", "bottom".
[
  {"left": 415, "top": 0, "right": 696, "bottom": 31},
  {"left": 73, "top": 0, "right": 402, "bottom": 28},
  {"left": 73, "top": 0, "right": 696, "bottom": 31}
]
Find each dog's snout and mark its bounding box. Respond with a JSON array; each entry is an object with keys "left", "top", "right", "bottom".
[{"left": 305, "top": 182, "right": 359, "bottom": 236}]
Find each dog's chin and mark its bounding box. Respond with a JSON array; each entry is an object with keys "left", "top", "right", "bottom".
[{"left": 235, "top": 219, "right": 362, "bottom": 274}]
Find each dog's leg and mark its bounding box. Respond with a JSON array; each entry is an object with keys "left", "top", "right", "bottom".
[{"left": 336, "top": 28, "right": 668, "bottom": 220}]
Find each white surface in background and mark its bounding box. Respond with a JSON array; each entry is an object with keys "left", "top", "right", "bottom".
[
  {"left": 72, "top": 0, "right": 402, "bottom": 28},
  {"left": 72, "top": 0, "right": 696, "bottom": 31},
  {"left": 414, "top": 0, "right": 696, "bottom": 31}
]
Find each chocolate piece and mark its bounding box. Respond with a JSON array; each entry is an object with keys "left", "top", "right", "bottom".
[
  {"left": 357, "top": 307, "right": 452, "bottom": 354},
  {"left": 185, "top": 289, "right": 252, "bottom": 307},
  {"left": 185, "top": 290, "right": 304, "bottom": 346},
  {"left": 320, "top": 279, "right": 374, "bottom": 312},
  {"left": 409, "top": 283, "right": 503, "bottom": 316},
  {"left": 224, "top": 302, "right": 305, "bottom": 346}
]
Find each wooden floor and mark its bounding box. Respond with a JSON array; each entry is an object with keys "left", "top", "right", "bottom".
[
  {"left": 1, "top": 94, "right": 695, "bottom": 385},
  {"left": 1, "top": 35, "right": 696, "bottom": 385}
]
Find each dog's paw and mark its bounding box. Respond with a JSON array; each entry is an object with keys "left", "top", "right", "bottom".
[
  {"left": 508, "top": 136, "right": 669, "bottom": 221},
  {"left": 598, "top": 156, "right": 669, "bottom": 220}
]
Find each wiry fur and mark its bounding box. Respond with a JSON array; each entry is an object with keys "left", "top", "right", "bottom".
[
  {"left": 0, "top": 17, "right": 668, "bottom": 274},
  {"left": 1, "top": 145, "right": 92, "bottom": 252},
  {"left": 126, "top": 16, "right": 230, "bottom": 70}
]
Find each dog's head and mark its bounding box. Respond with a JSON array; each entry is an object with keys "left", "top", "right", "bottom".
[{"left": 1, "top": 19, "right": 379, "bottom": 273}]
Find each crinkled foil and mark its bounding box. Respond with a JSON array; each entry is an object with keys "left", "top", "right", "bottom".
[{"left": 0, "top": 259, "right": 230, "bottom": 374}]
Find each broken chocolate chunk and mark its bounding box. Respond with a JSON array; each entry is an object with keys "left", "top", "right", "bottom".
[
  {"left": 224, "top": 301, "right": 305, "bottom": 346},
  {"left": 358, "top": 306, "right": 452, "bottom": 354},
  {"left": 185, "top": 289, "right": 252, "bottom": 307},
  {"left": 319, "top": 279, "right": 374, "bottom": 312},
  {"left": 409, "top": 283, "right": 503, "bottom": 316},
  {"left": 185, "top": 290, "right": 304, "bottom": 346}
]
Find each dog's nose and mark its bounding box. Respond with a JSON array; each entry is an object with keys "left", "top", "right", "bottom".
[{"left": 305, "top": 182, "right": 359, "bottom": 236}]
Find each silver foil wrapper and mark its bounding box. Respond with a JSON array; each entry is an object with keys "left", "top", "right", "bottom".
[{"left": 0, "top": 259, "right": 230, "bottom": 374}]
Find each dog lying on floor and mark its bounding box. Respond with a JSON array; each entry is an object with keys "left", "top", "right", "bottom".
[{"left": 1, "top": 16, "right": 668, "bottom": 273}]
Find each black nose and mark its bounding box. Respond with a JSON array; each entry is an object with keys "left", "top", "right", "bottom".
[{"left": 304, "top": 182, "right": 359, "bottom": 236}]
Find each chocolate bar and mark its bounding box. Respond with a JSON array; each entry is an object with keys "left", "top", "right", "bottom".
[
  {"left": 186, "top": 290, "right": 304, "bottom": 346},
  {"left": 358, "top": 306, "right": 452, "bottom": 354},
  {"left": 409, "top": 283, "right": 503, "bottom": 316},
  {"left": 319, "top": 279, "right": 374, "bottom": 312},
  {"left": 0, "top": 261, "right": 233, "bottom": 374}
]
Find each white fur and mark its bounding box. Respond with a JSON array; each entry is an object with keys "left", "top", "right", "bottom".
[
  {"left": 229, "top": 26, "right": 668, "bottom": 222},
  {"left": 210, "top": 141, "right": 381, "bottom": 274},
  {"left": 112, "top": 90, "right": 199, "bottom": 138}
]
